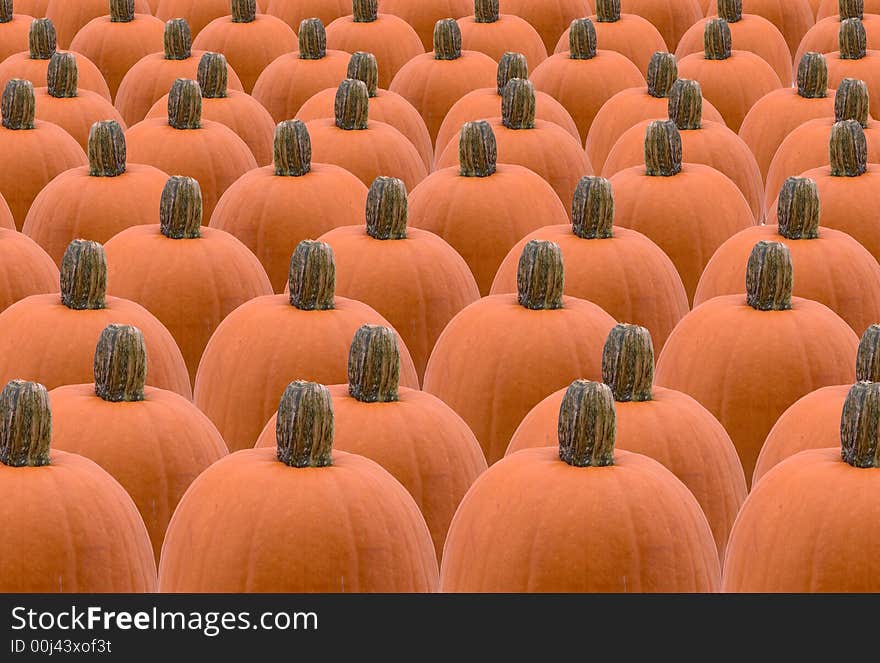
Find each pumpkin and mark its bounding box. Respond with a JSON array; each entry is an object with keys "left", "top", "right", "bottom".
[
  {"left": 23, "top": 120, "right": 167, "bottom": 266},
  {"left": 458, "top": 0, "right": 547, "bottom": 71},
  {"left": 554, "top": 0, "right": 667, "bottom": 76},
  {"left": 389, "top": 19, "right": 497, "bottom": 145},
  {"left": 46, "top": 0, "right": 151, "bottom": 49},
  {"left": 434, "top": 51, "right": 579, "bottom": 162},
  {"left": 326, "top": 0, "right": 424, "bottom": 90},
  {"left": 506, "top": 325, "right": 746, "bottom": 560},
  {"left": 825, "top": 18, "right": 880, "bottom": 120},
  {"left": 435, "top": 79, "right": 593, "bottom": 220},
  {"left": 723, "top": 381, "right": 880, "bottom": 592},
  {"left": 305, "top": 79, "right": 427, "bottom": 191},
  {"left": 0, "top": 79, "right": 86, "bottom": 229},
  {"left": 33, "top": 52, "right": 126, "bottom": 151},
  {"left": 210, "top": 120, "right": 368, "bottom": 293},
  {"left": 795, "top": 1, "right": 880, "bottom": 74},
  {"left": 0, "top": 239, "right": 191, "bottom": 397},
  {"left": 264, "top": 0, "right": 350, "bottom": 33},
  {"left": 677, "top": 18, "right": 782, "bottom": 132},
  {"left": 740, "top": 0, "right": 814, "bottom": 56},
  {"left": 125, "top": 78, "right": 257, "bottom": 220},
  {"left": 14, "top": 0, "right": 45, "bottom": 16},
  {"left": 154, "top": 0, "right": 234, "bottom": 37},
  {"left": 656, "top": 241, "right": 859, "bottom": 483},
  {"left": 255, "top": 325, "right": 487, "bottom": 560},
  {"left": 67, "top": 0, "right": 165, "bottom": 100},
  {"left": 619, "top": 0, "right": 704, "bottom": 50},
  {"left": 297, "top": 51, "right": 433, "bottom": 171},
  {"left": 252, "top": 18, "right": 350, "bottom": 124},
  {"left": 441, "top": 380, "right": 720, "bottom": 592},
  {"left": 818, "top": 0, "right": 880, "bottom": 18},
  {"left": 531, "top": 18, "right": 646, "bottom": 144},
  {"left": 498, "top": 0, "right": 592, "bottom": 54},
  {"left": 410, "top": 121, "right": 569, "bottom": 295},
  {"left": 608, "top": 119, "right": 755, "bottom": 302},
  {"left": 146, "top": 52, "right": 275, "bottom": 166},
  {"left": 0, "top": 191, "right": 13, "bottom": 229},
  {"left": 379, "top": 0, "right": 472, "bottom": 51},
  {"left": 423, "top": 240, "right": 618, "bottom": 464},
  {"left": 0, "top": 2, "right": 33, "bottom": 64},
  {"left": 194, "top": 240, "right": 419, "bottom": 451},
  {"left": 50, "top": 324, "right": 228, "bottom": 562},
  {"left": 0, "top": 226, "right": 57, "bottom": 312},
  {"left": 491, "top": 177, "right": 688, "bottom": 352},
  {"left": 0, "top": 380, "right": 156, "bottom": 592},
  {"left": 192, "top": 0, "right": 297, "bottom": 94}
]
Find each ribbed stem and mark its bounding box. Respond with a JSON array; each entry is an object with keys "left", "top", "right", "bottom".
[
  {"left": 231, "top": 0, "right": 256, "bottom": 23},
  {"left": 841, "top": 381, "right": 880, "bottom": 468},
  {"left": 569, "top": 18, "right": 596, "bottom": 59},
  {"left": 29, "top": 18, "right": 55, "bottom": 59},
  {"left": 459, "top": 120, "right": 496, "bottom": 177},
  {"left": 348, "top": 325, "right": 400, "bottom": 403},
  {"left": 164, "top": 18, "right": 191, "bottom": 60},
  {"left": 856, "top": 324, "right": 880, "bottom": 382},
  {"left": 777, "top": 177, "right": 820, "bottom": 239},
  {"left": 47, "top": 52, "right": 77, "bottom": 98},
  {"left": 198, "top": 52, "right": 227, "bottom": 98},
  {"left": 558, "top": 380, "right": 616, "bottom": 467},
  {"left": 839, "top": 17, "right": 866, "bottom": 59},
  {"left": 517, "top": 240, "right": 564, "bottom": 310},
  {"left": 596, "top": 0, "right": 621, "bottom": 22},
  {"left": 434, "top": 18, "right": 461, "bottom": 60},
  {"left": 60, "top": 240, "right": 107, "bottom": 311},
  {"left": 353, "top": 0, "right": 378, "bottom": 22},
  {"left": 0, "top": 0, "right": 11, "bottom": 23},
  {"left": 160, "top": 176, "right": 202, "bottom": 239},
  {"left": 1, "top": 79, "right": 34, "bottom": 130},
  {"left": 501, "top": 77, "right": 535, "bottom": 130},
  {"left": 840, "top": 0, "right": 864, "bottom": 20},
  {"left": 334, "top": 79, "right": 369, "bottom": 130},
  {"left": 717, "top": 0, "right": 742, "bottom": 22},
  {"left": 366, "top": 177, "right": 407, "bottom": 240},
  {"left": 276, "top": 381, "right": 334, "bottom": 468},
  {"left": 298, "top": 18, "right": 326, "bottom": 59},
  {"left": 644, "top": 120, "right": 682, "bottom": 176},
  {"left": 572, "top": 176, "right": 614, "bottom": 239},
  {"left": 602, "top": 324, "right": 654, "bottom": 402},
  {"left": 110, "top": 0, "right": 135, "bottom": 22},
  {"left": 647, "top": 52, "right": 677, "bottom": 98},
  {"left": 274, "top": 120, "right": 311, "bottom": 176},
  {"left": 167, "top": 78, "right": 201, "bottom": 130},
  {"left": 347, "top": 52, "right": 378, "bottom": 97},
  {"left": 797, "top": 52, "right": 828, "bottom": 99},
  {"left": 94, "top": 325, "right": 146, "bottom": 403},
  {"left": 496, "top": 52, "right": 528, "bottom": 95},
  {"left": 834, "top": 78, "right": 869, "bottom": 127},
  {"left": 0, "top": 381, "right": 51, "bottom": 468},
  {"left": 288, "top": 240, "right": 335, "bottom": 310},
  {"left": 829, "top": 119, "right": 867, "bottom": 177},
  {"left": 475, "top": 0, "right": 499, "bottom": 23},
  {"left": 704, "top": 18, "right": 731, "bottom": 60},
  {"left": 746, "top": 241, "right": 793, "bottom": 311},
  {"left": 88, "top": 120, "right": 126, "bottom": 177},
  {"left": 668, "top": 78, "right": 702, "bottom": 130}
]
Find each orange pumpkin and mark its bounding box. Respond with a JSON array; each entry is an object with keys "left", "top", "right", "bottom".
[
  {"left": 441, "top": 380, "right": 720, "bottom": 592},
  {"left": 619, "top": 0, "right": 704, "bottom": 50},
  {"left": 410, "top": 121, "right": 569, "bottom": 295},
  {"left": 739, "top": 0, "right": 814, "bottom": 56},
  {"left": 506, "top": 325, "right": 746, "bottom": 560},
  {"left": 264, "top": 0, "right": 350, "bottom": 32},
  {"left": 46, "top": 0, "right": 151, "bottom": 49},
  {"left": 154, "top": 0, "right": 232, "bottom": 37},
  {"left": 0, "top": 380, "right": 157, "bottom": 592},
  {"left": 795, "top": 1, "right": 880, "bottom": 73},
  {"left": 193, "top": 240, "right": 419, "bottom": 452},
  {"left": 458, "top": 0, "right": 547, "bottom": 71},
  {"left": 379, "top": 0, "right": 472, "bottom": 51},
  {"left": 825, "top": 18, "right": 880, "bottom": 120},
  {"left": 818, "top": 0, "right": 880, "bottom": 18},
  {"left": 255, "top": 325, "right": 487, "bottom": 560},
  {"left": 50, "top": 324, "right": 228, "bottom": 562},
  {"left": 0, "top": 226, "right": 57, "bottom": 312},
  {"left": 0, "top": 239, "right": 191, "bottom": 397},
  {"left": 423, "top": 240, "right": 618, "bottom": 464},
  {"left": 15, "top": 0, "right": 46, "bottom": 16},
  {"left": 491, "top": 177, "right": 688, "bottom": 352},
  {"left": 498, "top": 0, "right": 592, "bottom": 54},
  {"left": 0, "top": 3, "right": 33, "bottom": 63}
]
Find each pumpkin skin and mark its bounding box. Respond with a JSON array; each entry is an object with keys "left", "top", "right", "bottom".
[
  {"left": 740, "top": 0, "right": 815, "bottom": 56},
  {"left": 795, "top": 15, "right": 880, "bottom": 75},
  {"left": 0, "top": 227, "right": 58, "bottom": 313},
  {"left": 0, "top": 45, "right": 112, "bottom": 101},
  {"left": 0, "top": 13, "right": 34, "bottom": 64},
  {"left": 14, "top": 0, "right": 47, "bottom": 17},
  {"left": 264, "top": 0, "right": 350, "bottom": 32},
  {"left": 499, "top": 0, "right": 594, "bottom": 53},
  {"left": 379, "top": 0, "right": 473, "bottom": 51},
  {"left": 45, "top": 0, "right": 151, "bottom": 49},
  {"left": 619, "top": 0, "right": 704, "bottom": 50},
  {"left": 154, "top": 0, "right": 233, "bottom": 37},
  {"left": 457, "top": 9, "right": 547, "bottom": 72}
]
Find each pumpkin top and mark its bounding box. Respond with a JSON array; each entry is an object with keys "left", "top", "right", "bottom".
[
  {"left": 840, "top": 0, "right": 864, "bottom": 20},
  {"left": 47, "top": 52, "right": 77, "bottom": 98},
  {"left": 198, "top": 52, "right": 227, "bottom": 98},
  {"left": 496, "top": 52, "right": 528, "bottom": 96},
  {"left": 274, "top": 119, "right": 311, "bottom": 177},
  {"left": 1, "top": 79, "right": 35, "bottom": 131},
  {"left": 569, "top": 18, "right": 597, "bottom": 60},
  {"left": 88, "top": 120, "right": 127, "bottom": 177},
  {"left": 110, "top": 0, "right": 135, "bottom": 23},
  {"left": 572, "top": 176, "right": 614, "bottom": 239},
  {"left": 841, "top": 381, "right": 880, "bottom": 468},
  {"left": 366, "top": 176, "right": 407, "bottom": 240},
  {"left": 0, "top": 380, "right": 51, "bottom": 468},
  {"left": 288, "top": 240, "right": 336, "bottom": 310},
  {"left": 29, "top": 18, "right": 56, "bottom": 60},
  {"left": 434, "top": 18, "right": 462, "bottom": 60},
  {"left": 644, "top": 120, "right": 682, "bottom": 177},
  {"left": 668, "top": 78, "right": 703, "bottom": 130},
  {"left": 353, "top": 0, "right": 378, "bottom": 23},
  {"left": 840, "top": 18, "right": 867, "bottom": 59},
  {"left": 777, "top": 177, "right": 820, "bottom": 240},
  {"left": 348, "top": 325, "right": 400, "bottom": 403},
  {"left": 829, "top": 119, "right": 867, "bottom": 177},
  {"left": 517, "top": 240, "right": 564, "bottom": 310},
  {"left": 797, "top": 53, "right": 828, "bottom": 99},
  {"left": 167, "top": 78, "right": 202, "bottom": 130},
  {"left": 717, "top": 0, "right": 742, "bottom": 22},
  {"left": 94, "top": 324, "right": 146, "bottom": 403},
  {"left": 746, "top": 241, "right": 793, "bottom": 311},
  {"left": 232, "top": 0, "right": 256, "bottom": 23},
  {"left": 60, "top": 240, "right": 107, "bottom": 311},
  {"left": 298, "top": 18, "right": 327, "bottom": 59},
  {"left": 647, "top": 52, "right": 677, "bottom": 98},
  {"left": 501, "top": 77, "right": 535, "bottom": 130},
  {"left": 334, "top": 78, "right": 369, "bottom": 130},
  {"left": 475, "top": 0, "right": 499, "bottom": 23},
  {"left": 703, "top": 18, "right": 732, "bottom": 61},
  {"left": 164, "top": 18, "right": 192, "bottom": 61},
  {"left": 596, "top": 0, "right": 621, "bottom": 22},
  {"left": 856, "top": 324, "right": 880, "bottom": 382},
  {"left": 602, "top": 324, "right": 654, "bottom": 402},
  {"left": 160, "top": 176, "right": 202, "bottom": 239},
  {"left": 459, "top": 120, "right": 497, "bottom": 177},
  {"left": 276, "top": 381, "right": 334, "bottom": 468},
  {"left": 558, "top": 380, "right": 616, "bottom": 467},
  {"left": 0, "top": 0, "right": 11, "bottom": 23},
  {"left": 347, "top": 52, "right": 378, "bottom": 97},
  {"left": 834, "top": 78, "right": 869, "bottom": 127}
]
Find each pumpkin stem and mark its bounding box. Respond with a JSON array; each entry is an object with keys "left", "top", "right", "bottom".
[
  {"left": 0, "top": 380, "right": 51, "bottom": 468},
  {"left": 347, "top": 51, "right": 378, "bottom": 97},
  {"left": 1, "top": 79, "right": 35, "bottom": 130},
  {"left": 496, "top": 51, "right": 528, "bottom": 95},
  {"left": 348, "top": 325, "right": 400, "bottom": 403},
  {"left": 602, "top": 324, "right": 654, "bottom": 402},
  {"left": 840, "top": 0, "right": 864, "bottom": 20},
  {"left": 434, "top": 18, "right": 462, "bottom": 60},
  {"left": 198, "top": 52, "right": 228, "bottom": 98},
  {"left": 644, "top": 119, "right": 682, "bottom": 176},
  {"left": 288, "top": 240, "right": 336, "bottom": 310},
  {"left": 29, "top": 18, "right": 56, "bottom": 59},
  {"left": 47, "top": 52, "right": 77, "bottom": 98},
  {"left": 834, "top": 78, "right": 869, "bottom": 127},
  {"left": 94, "top": 324, "right": 146, "bottom": 403},
  {"left": 274, "top": 119, "right": 311, "bottom": 176},
  {"left": 475, "top": 0, "right": 499, "bottom": 23},
  {"left": 856, "top": 324, "right": 880, "bottom": 382},
  {"left": 502, "top": 77, "right": 535, "bottom": 130},
  {"left": 366, "top": 176, "right": 407, "bottom": 240},
  {"left": 840, "top": 381, "right": 880, "bottom": 468},
  {"left": 668, "top": 78, "right": 702, "bottom": 130},
  {"left": 88, "top": 120, "right": 127, "bottom": 177},
  {"left": 110, "top": 0, "right": 135, "bottom": 22},
  {"left": 717, "top": 0, "right": 742, "bottom": 22},
  {"left": 558, "top": 380, "right": 616, "bottom": 467},
  {"left": 167, "top": 78, "right": 201, "bottom": 130},
  {"left": 160, "top": 176, "right": 202, "bottom": 239},
  {"left": 647, "top": 51, "right": 677, "bottom": 98},
  {"left": 298, "top": 18, "right": 327, "bottom": 59},
  {"left": 60, "top": 240, "right": 107, "bottom": 311},
  {"left": 568, "top": 18, "right": 597, "bottom": 59},
  {"left": 840, "top": 17, "right": 866, "bottom": 59},
  {"left": 231, "top": 0, "right": 256, "bottom": 23},
  {"left": 746, "top": 240, "right": 793, "bottom": 311},
  {"left": 0, "top": 1, "right": 11, "bottom": 23},
  {"left": 777, "top": 177, "right": 820, "bottom": 240},
  {"left": 459, "top": 120, "right": 497, "bottom": 177},
  {"left": 334, "top": 78, "right": 369, "bottom": 130},
  {"left": 797, "top": 52, "right": 828, "bottom": 99},
  {"left": 164, "top": 18, "right": 192, "bottom": 60},
  {"left": 704, "top": 18, "right": 731, "bottom": 60},
  {"left": 353, "top": 0, "right": 378, "bottom": 22},
  {"left": 517, "top": 240, "right": 564, "bottom": 310},
  {"left": 829, "top": 119, "right": 867, "bottom": 177},
  {"left": 572, "top": 176, "right": 614, "bottom": 239},
  {"left": 596, "top": 0, "right": 621, "bottom": 22},
  {"left": 276, "top": 381, "right": 334, "bottom": 468}
]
